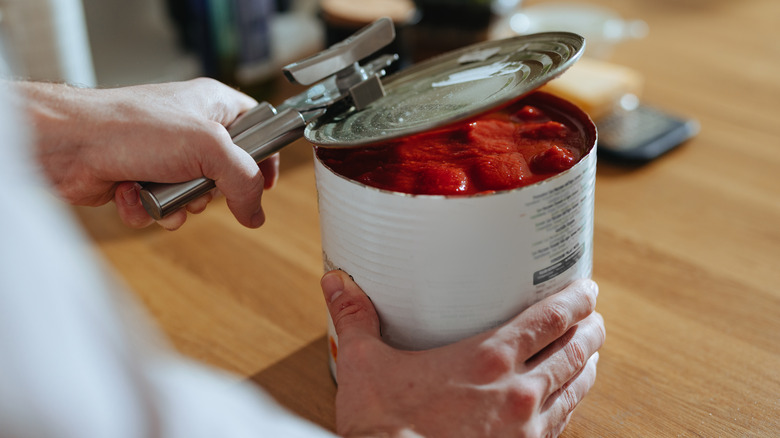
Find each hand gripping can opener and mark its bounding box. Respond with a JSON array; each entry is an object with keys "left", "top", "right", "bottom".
[
  {"left": 139, "top": 18, "right": 398, "bottom": 220},
  {"left": 140, "top": 17, "right": 586, "bottom": 220}
]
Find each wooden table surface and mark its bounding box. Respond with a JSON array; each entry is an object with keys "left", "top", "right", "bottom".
[{"left": 75, "top": 0, "right": 780, "bottom": 435}]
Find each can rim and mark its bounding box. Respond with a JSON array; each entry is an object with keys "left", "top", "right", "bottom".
[{"left": 306, "top": 32, "right": 586, "bottom": 147}]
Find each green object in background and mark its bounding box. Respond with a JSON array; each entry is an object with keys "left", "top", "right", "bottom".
[{"left": 208, "top": 0, "right": 239, "bottom": 82}]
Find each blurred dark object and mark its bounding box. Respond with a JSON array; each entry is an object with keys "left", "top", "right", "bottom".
[
  {"left": 275, "top": 0, "right": 292, "bottom": 12},
  {"left": 319, "top": 0, "right": 420, "bottom": 72},
  {"left": 596, "top": 104, "right": 699, "bottom": 163},
  {"left": 414, "top": 0, "right": 492, "bottom": 29},
  {"left": 163, "top": 0, "right": 274, "bottom": 92},
  {"left": 166, "top": 0, "right": 290, "bottom": 51},
  {"left": 411, "top": 0, "right": 493, "bottom": 61},
  {"left": 165, "top": 0, "right": 197, "bottom": 51},
  {"left": 234, "top": 0, "right": 275, "bottom": 79}
]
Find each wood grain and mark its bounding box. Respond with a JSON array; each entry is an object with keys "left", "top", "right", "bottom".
[{"left": 74, "top": 0, "right": 780, "bottom": 435}]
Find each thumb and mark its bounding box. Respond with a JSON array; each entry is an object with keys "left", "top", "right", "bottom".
[{"left": 320, "top": 270, "right": 380, "bottom": 341}]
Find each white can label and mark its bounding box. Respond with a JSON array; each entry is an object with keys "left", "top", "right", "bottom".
[{"left": 317, "top": 146, "right": 596, "bottom": 378}]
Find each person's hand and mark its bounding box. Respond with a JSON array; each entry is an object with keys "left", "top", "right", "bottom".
[
  {"left": 16, "top": 78, "right": 278, "bottom": 230},
  {"left": 320, "top": 271, "right": 605, "bottom": 438}
]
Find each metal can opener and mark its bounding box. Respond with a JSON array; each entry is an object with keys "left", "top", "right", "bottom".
[{"left": 140, "top": 18, "right": 398, "bottom": 220}]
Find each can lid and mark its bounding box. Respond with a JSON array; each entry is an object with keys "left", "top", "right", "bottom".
[{"left": 305, "top": 32, "right": 585, "bottom": 147}]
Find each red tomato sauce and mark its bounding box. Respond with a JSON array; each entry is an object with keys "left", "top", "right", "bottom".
[{"left": 316, "top": 93, "right": 589, "bottom": 196}]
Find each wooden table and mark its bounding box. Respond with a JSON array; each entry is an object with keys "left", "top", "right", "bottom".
[{"left": 75, "top": 0, "right": 780, "bottom": 435}]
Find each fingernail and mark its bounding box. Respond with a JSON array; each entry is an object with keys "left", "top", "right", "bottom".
[
  {"left": 122, "top": 185, "right": 139, "bottom": 206},
  {"left": 578, "top": 278, "right": 598, "bottom": 296},
  {"left": 337, "top": 268, "right": 355, "bottom": 282},
  {"left": 321, "top": 271, "right": 344, "bottom": 304},
  {"left": 590, "top": 280, "right": 599, "bottom": 297}
]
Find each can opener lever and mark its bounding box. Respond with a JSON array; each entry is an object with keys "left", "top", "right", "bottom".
[{"left": 139, "top": 18, "right": 398, "bottom": 220}]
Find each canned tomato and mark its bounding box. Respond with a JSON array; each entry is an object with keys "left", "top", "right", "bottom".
[{"left": 304, "top": 33, "right": 594, "bottom": 380}]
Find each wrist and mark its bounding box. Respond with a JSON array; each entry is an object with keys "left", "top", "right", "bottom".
[
  {"left": 15, "top": 81, "right": 96, "bottom": 190},
  {"left": 16, "top": 81, "right": 88, "bottom": 149}
]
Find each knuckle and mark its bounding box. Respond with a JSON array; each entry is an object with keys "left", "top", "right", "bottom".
[
  {"left": 559, "top": 386, "right": 579, "bottom": 414},
  {"left": 202, "top": 121, "right": 232, "bottom": 148},
  {"left": 56, "top": 179, "right": 89, "bottom": 205},
  {"left": 199, "top": 129, "right": 263, "bottom": 195},
  {"left": 540, "top": 301, "right": 571, "bottom": 335},
  {"left": 580, "top": 313, "right": 606, "bottom": 351},
  {"left": 563, "top": 339, "right": 589, "bottom": 370},
  {"left": 191, "top": 123, "right": 232, "bottom": 165},
  {"left": 58, "top": 186, "right": 80, "bottom": 204},
  {"left": 338, "top": 335, "right": 376, "bottom": 367},
  {"left": 230, "top": 173, "right": 265, "bottom": 205},
  {"left": 580, "top": 282, "right": 598, "bottom": 311},
  {"left": 333, "top": 299, "right": 369, "bottom": 332},
  {"left": 475, "top": 343, "right": 517, "bottom": 378},
  {"left": 505, "top": 381, "right": 540, "bottom": 420}
]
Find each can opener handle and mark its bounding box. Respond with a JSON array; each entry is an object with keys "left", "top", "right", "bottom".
[{"left": 139, "top": 18, "right": 396, "bottom": 220}]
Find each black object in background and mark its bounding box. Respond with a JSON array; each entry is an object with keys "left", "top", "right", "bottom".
[
  {"left": 596, "top": 104, "right": 700, "bottom": 162},
  {"left": 410, "top": 0, "right": 493, "bottom": 61}
]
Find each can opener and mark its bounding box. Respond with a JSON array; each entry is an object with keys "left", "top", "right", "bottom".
[{"left": 139, "top": 18, "right": 398, "bottom": 220}]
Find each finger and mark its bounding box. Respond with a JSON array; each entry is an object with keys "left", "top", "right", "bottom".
[
  {"left": 528, "top": 312, "right": 605, "bottom": 399},
  {"left": 216, "top": 147, "right": 266, "bottom": 228},
  {"left": 185, "top": 192, "right": 213, "bottom": 214},
  {"left": 320, "top": 270, "right": 381, "bottom": 342},
  {"left": 156, "top": 208, "right": 188, "bottom": 231},
  {"left": 259, "top": 153, "right": 280, "bottom": 190},
  {"left": 497, "top": 279, "right": 599, "bottom": 361},
  {"left": 198, "top": 124, "right": 266, "bottom": 228},
  {"left": 542, "top": 351, "right": 599, "bottom": 430},
  {"left": 114, "top": 182, "right": 155, "bottom": 228},
  {"left": 185, "top": 82, "right": 265, "bottom": 228},
  {"left": 545, "top": 400, "right": 575, "bottom": 438}
]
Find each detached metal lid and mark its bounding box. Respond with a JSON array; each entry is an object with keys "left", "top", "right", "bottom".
[{"left": 305, "top": 32, "right": 585, "bottom": 147}]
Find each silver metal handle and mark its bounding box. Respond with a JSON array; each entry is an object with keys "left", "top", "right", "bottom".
[
  {"left": 139, "top": 108, "right": 306, "bottom": 220},
  {"left": 227, "top": 102, "right": 277, "bottom": 136},
  {"left": 282, "top": 17, "right": 395, "bottom": 85}
]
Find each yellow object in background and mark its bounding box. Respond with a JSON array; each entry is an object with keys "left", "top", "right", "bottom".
[
  {"left": 319, "top": 0, "right": 418, "bottom": 27},
  {"left": 540, "top": 57, "right": 644, "bottom": 121}
]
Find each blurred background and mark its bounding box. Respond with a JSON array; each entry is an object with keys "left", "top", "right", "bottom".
[
  {"left": 0, "top": 0, "right": 646, "bottom": 102},
  {"left": 1, "top": 0, "right": 676, "bottom": 160}
]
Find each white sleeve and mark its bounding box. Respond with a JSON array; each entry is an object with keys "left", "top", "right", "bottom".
[{"left": 0, "top": 76, "right": 335, "bottom": 438}]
